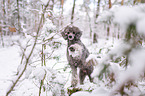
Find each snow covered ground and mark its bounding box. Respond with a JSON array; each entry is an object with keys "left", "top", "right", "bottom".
[
  {"left": 0, "top": 36, "right": 145, "bottom": 96},
  {"left": 0, "top": 36, "right": 108, "bottom": 96},
  {"left": 0, "top": 46, "right": 20, "bottom": 96}
]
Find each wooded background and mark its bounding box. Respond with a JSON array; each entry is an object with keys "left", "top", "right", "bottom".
[
  {"left": 0, "top": 0, "right": 145, "bottom": 96},
  {"left": 1, "top": 0, "right": 145, "bottom": 40}
]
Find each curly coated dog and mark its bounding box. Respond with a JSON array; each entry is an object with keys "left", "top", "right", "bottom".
[{"left": 61, "top": 25, "right": 97, "bottom": 87}]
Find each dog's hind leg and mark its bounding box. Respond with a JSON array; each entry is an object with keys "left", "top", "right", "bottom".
[
  {"left": 79, "top": 69, "right": 87, "bottom": 85},
  {"left": 88, "top": 74, "right": 94, "bottom": 83}
]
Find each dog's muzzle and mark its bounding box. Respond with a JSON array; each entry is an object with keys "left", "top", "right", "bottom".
[{"left": 68, "top": 33, "right": 74, "bottom": 40}]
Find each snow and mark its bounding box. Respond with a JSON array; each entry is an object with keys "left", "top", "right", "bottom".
[
  {"left": 86, "top": 54, "right": 97, "bottom": 63},
  {"left": 0, "top": 36, "right": 145, "bottom": 96},
  {"left": 41, "top": 0, "right": 48, "bottom": 5},
  {"left": 98, "top": 5, "right": 145, "bottom": 35},
  {"left": 113, "top": 6, "right": 139, "bottom": 31},
  {"left": 0, "top": 47, "right": 20, "bottom": 96},
  {"left": 1, "top": 2, "right": 145, "bottom": 96},
  {"left": 33, "top": 67, "right": 46, "bottom": 81},
  {"left": 71, "top": 87, "right": 109, "bottom": 96},
  {"left": 68, "top": 44, "right": 83, "bottom": 59},
  {"left": 71, "top": 91, "right": 91, "bottom": 96},
  {"left": 136, "top": 17, "right": 145, "bottom": 36}
]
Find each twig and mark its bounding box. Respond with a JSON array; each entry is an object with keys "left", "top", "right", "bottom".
[
  {"left": 39, "top": 70, "right": 46, "bottom": 96},
  {"left": 29, "top": 50, "right": 54, "bottom": 65}
]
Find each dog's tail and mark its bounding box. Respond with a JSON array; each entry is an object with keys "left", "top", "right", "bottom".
[{"left": 86, "top": 54, "right": 98, "bottom": 66}]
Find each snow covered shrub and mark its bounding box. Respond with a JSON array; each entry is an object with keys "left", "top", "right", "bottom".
[
  {"left": 38, "top": 18, "right": 62, "bottom": 65},
  {"left": 6, "top": 13, "right": 65, "bottom": 95},
  {"left": 33, "top": 67, "right": 66, "bottom": 96},
  {"left": 92, "top": 4, "right": 145, "bottom": 96}
]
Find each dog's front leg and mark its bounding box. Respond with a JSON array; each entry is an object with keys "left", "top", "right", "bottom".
[{"left": 71, "top": 66, "right": 78, "bottom": 87}]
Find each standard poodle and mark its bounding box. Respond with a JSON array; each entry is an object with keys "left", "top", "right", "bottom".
[{"left": 61, "top": 25, "right": 96, "bottom": 87}]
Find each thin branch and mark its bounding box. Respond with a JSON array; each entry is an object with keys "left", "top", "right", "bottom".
[
  {"left": 39, "top": 70, "right": 46, "bottom": 96},
  {"left": 29, "top": 50, "right": 54, "bottom": 65}
]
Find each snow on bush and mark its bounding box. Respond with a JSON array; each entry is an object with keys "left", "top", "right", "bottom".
[
  {"left": 71, "top": 91, "right": 91, "bottom": 96},
  {"left": 71, "top": 87, "right": 109, "bottom": 96},
  {"left": 136, "top": 17, "right": 145, "bottom": 35},
  {"left": 93, "top": 4, "right": 145, "bottom": 95},
  {"left": 32, "top": 66, "right": 66, "bottom": 95},
  {"left": 33, "top": 67, "right": 46, "bottom": 81},
  {"left": 97, "top": 4, "right": 145, "bottom": 34}
]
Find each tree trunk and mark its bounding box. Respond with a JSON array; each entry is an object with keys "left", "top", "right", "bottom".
[
  {"left": 107, "top": 0, "right": 112, "bottom": 38},
  {"left": 96, "top": 0, "right": 101, "bottom": 19},
  {"left": 92, "top": 0, "right": 101, "bottom": 43},
  {"left": 134, "top": 0, "right": 145, "bottom": 4},
  {"left": 16, "top": 0, "right": 21, "bottom": 34},
  {"left": 109, "top": 0, "right": 112, "bottom": 9},
  {"left": 121, "top": 0, "right": 124, "bottom": 5},
  {"left": 2, "top": 0, "right": 6, "bottom": 35},
  {"left": 60, "top": 0, "right": 64, "bottom": 27},
  {"left": 141, "top": 0, "right": 145, "bottom": 3},
  {"left": 71, "top": 0, "right": 76, "bottom": 24}
]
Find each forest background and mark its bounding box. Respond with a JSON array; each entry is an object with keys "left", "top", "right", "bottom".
[{"left": 0, "top": 0, "right": 145, "bottom": 96}]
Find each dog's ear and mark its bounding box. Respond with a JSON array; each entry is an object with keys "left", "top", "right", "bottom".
[
  {"left": 73, "top": 26, "right": 82, "bottom": 40},
  {"left": 61, "top": 26, "right": 71, "bottom": 40},
  {"left": 61, "top": 31, "right": 68, "bottom": 40}
]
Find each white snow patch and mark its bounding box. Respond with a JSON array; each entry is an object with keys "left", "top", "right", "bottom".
[
  {"left": 33, "top": 67, "right": 46, "bottom": 81},
  {"left": 71, "top": 91, "right": 91, "bottom": 96},
  {"left": 136, "top": 17, "right": 145, "bottom": 35},
  {"left": 41, "top": 0, "right": 48, "bottom": 5},
  {"left": 68, "top": 44, "right": 83, "bottom": 59},
  {"left": 86, "top": 54, "right": 97, "bottom": 63}
]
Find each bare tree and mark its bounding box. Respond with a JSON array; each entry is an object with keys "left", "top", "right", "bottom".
[
  {"left": 107, "top": 0, "right": 112, "bottom": 38},
  {"left": 16, "top": 0, "right": 21, "bottom": 34},
  {"left": 93, "top": 0, "right": 101, "bottom": 43}
]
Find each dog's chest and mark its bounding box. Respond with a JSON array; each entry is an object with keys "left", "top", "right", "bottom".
[
  {"left": 69, "top": 49, "right": 82, "bottom": 59},
  {"left": 67, "top": 50, "right": 83, "bottom": 67}
]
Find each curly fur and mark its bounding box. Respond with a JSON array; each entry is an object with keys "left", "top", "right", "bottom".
[{"left": 61, "top": 25, "right": 95, "bottom": 87}]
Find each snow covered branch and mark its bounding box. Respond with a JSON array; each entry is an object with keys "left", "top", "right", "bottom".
[{"left": 6, "top": 1, "right": 51, "bottom": 96}]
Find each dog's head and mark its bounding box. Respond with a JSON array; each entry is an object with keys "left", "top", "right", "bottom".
[
  {"left": 61, "top": 25, "right": 82, "bottom": 41},
  {"left": 68, "top": 44, "right": 83, "bottom": 59}
]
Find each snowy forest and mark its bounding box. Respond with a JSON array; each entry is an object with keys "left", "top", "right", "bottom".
[{"left": 0, "top": 0, "right": 145, "bottom": 96}]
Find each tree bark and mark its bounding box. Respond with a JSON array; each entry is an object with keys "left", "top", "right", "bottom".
[
  {"left": 2, "top": 0, "right": 6, "bottom": 35},
  {"left": 141, "top": 0, "right": 145, "bottom": 3},
  {"left": 60, "top": 0, "right": 64, "bottom": 26},
  {"left": 107, "top": 0, "right": 112, "bottom": 38},
  {"left": 71, "top": 0, "right": 76, "bottom": 24},
  {"left": 16, "top": 0, "right": 21, "bottom": 34},
  {"left": 92, "top": 0, "right": 101, "bottom": 43},
  {"left": 109, "top": 0, "right": 112, "bottom": 9},
  {"left": 96, "top": 0, "right": 101, "bottom": 19},
  {"left": 121, "top": 0, "right": 124, "bottom": 5}
]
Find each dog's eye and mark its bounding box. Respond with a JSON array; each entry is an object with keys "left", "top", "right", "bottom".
[
  {"left": 67, "top": 32, "right": 70, "bottom": 34},
  {"left": 73, "top": 32, "right": 75, "bottom": 34}
]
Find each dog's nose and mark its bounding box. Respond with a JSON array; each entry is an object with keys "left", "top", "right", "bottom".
[
  {"left": 69, "top": 35, "right": 72, "bottom": 38},
  {"left": 69, "top": 47, "right": 75, "bottom": 52}
]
